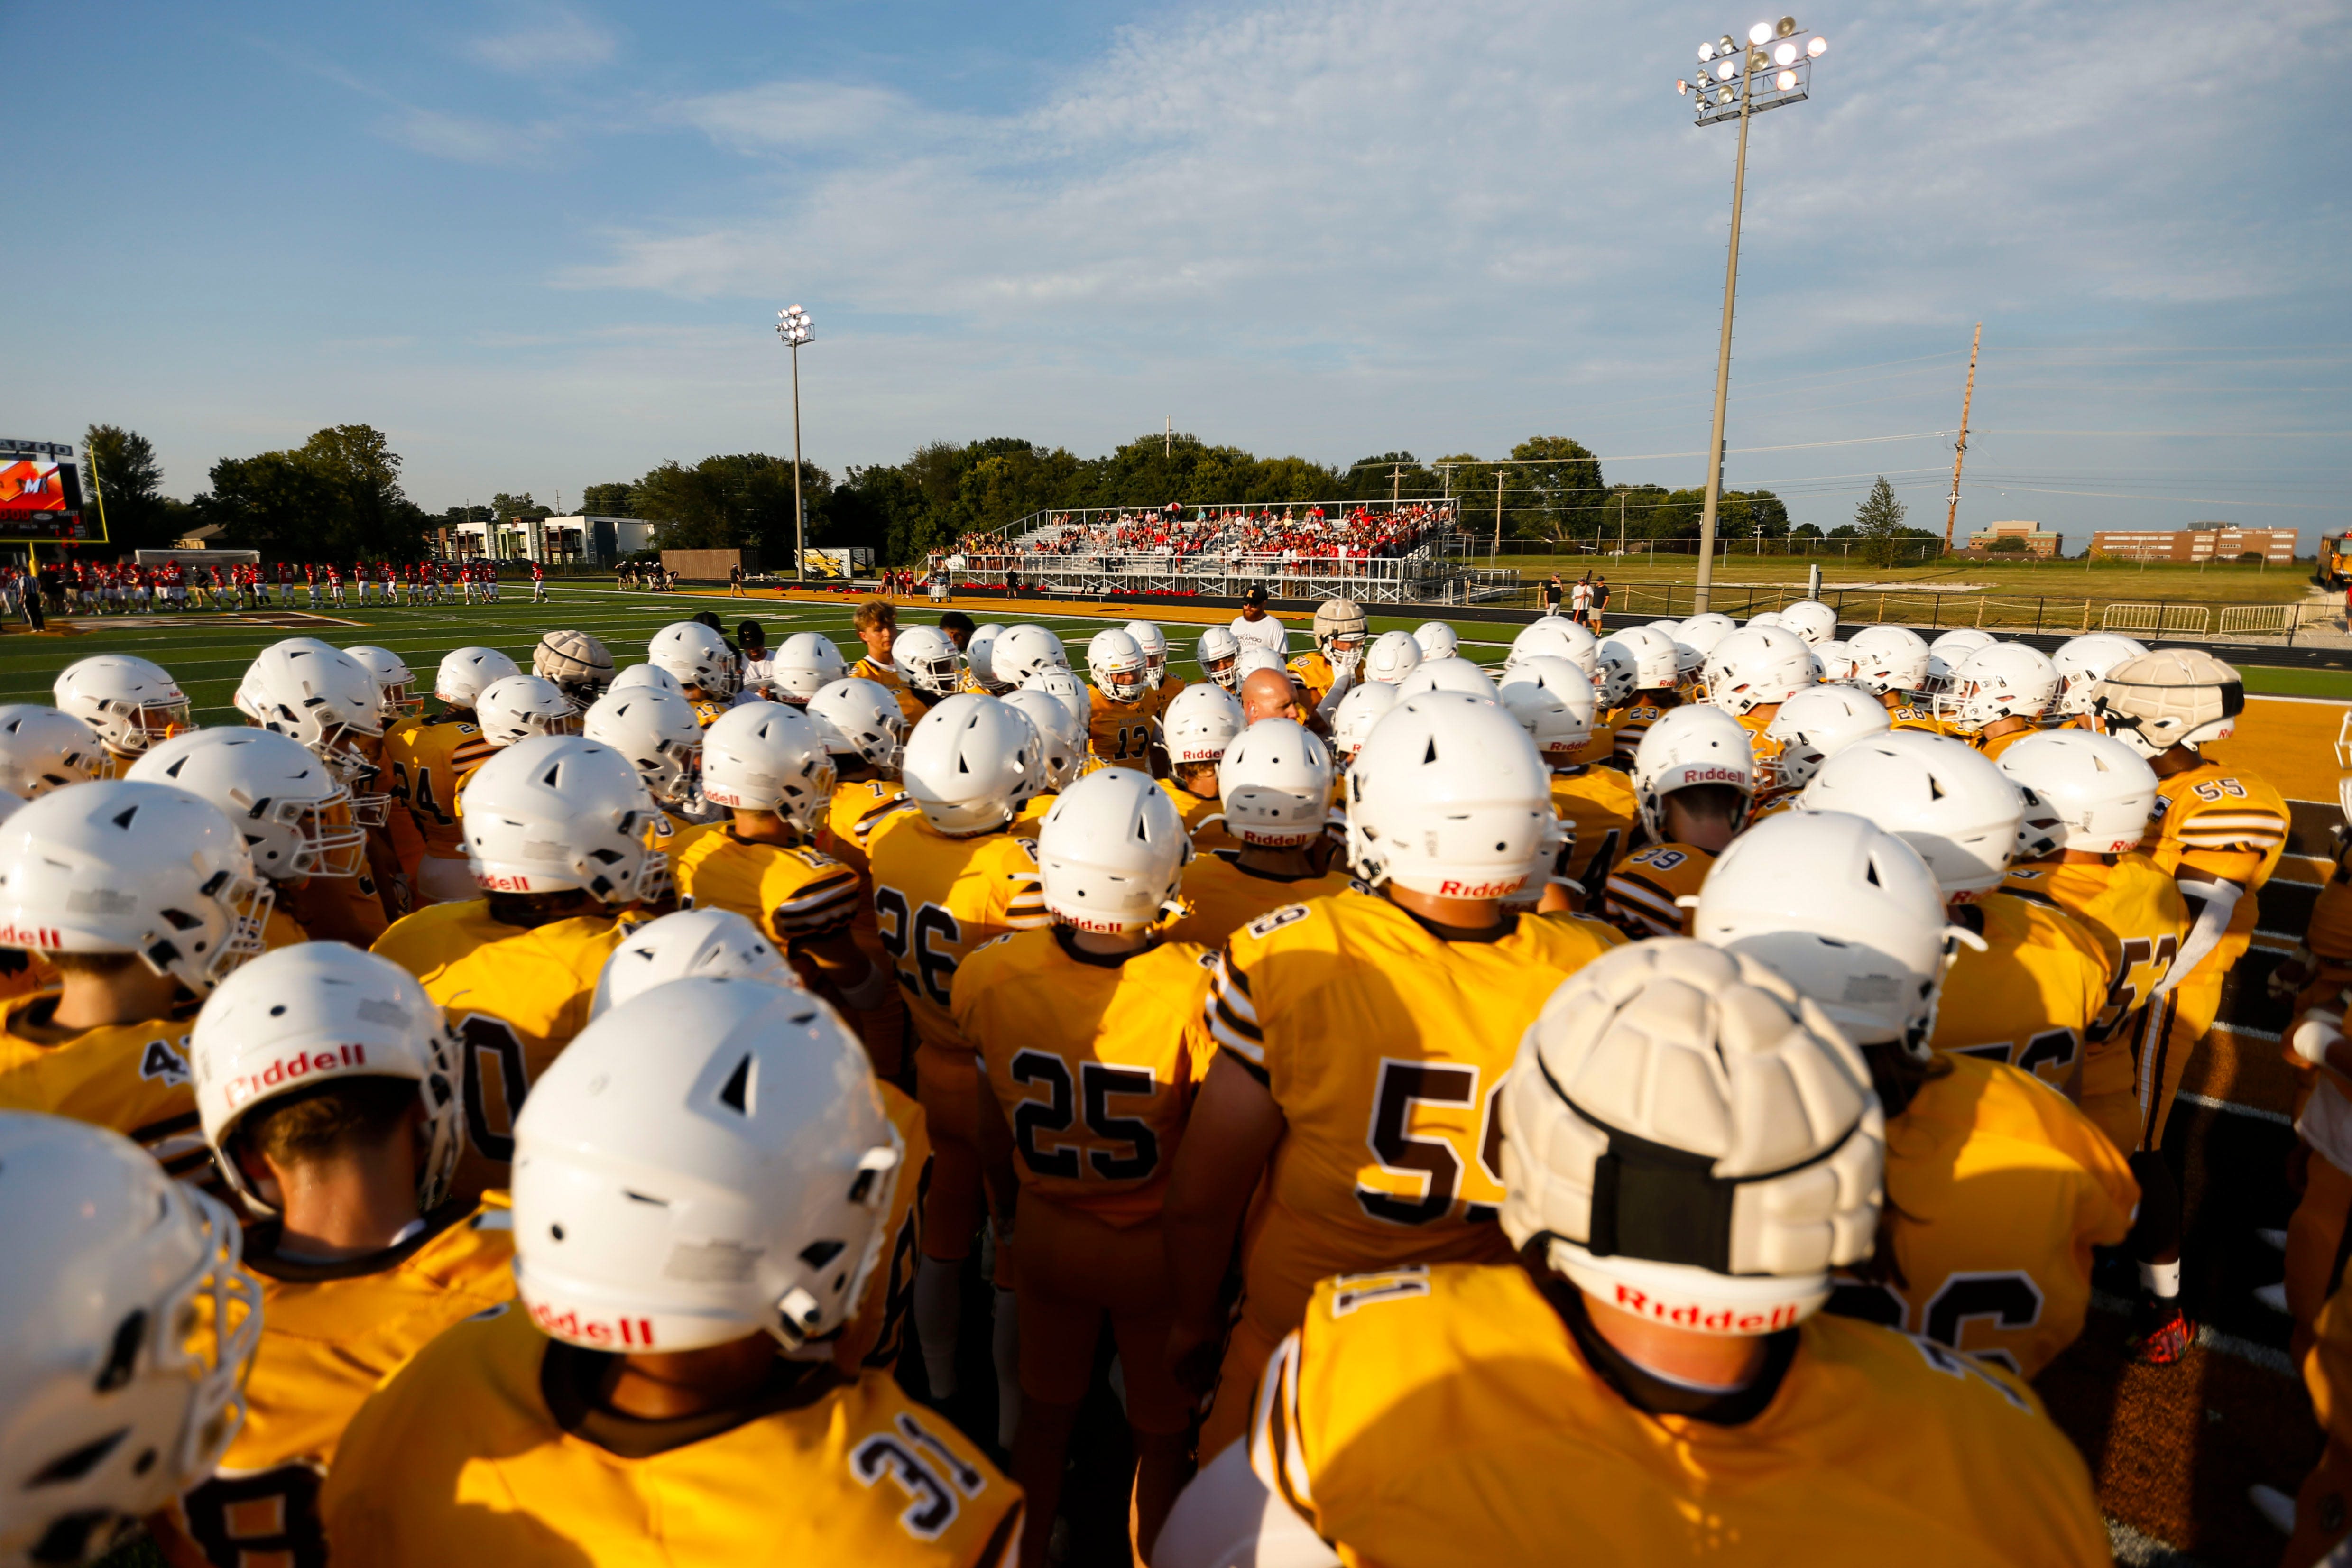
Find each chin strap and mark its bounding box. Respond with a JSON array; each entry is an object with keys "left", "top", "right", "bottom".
[{"left": 2154, "top": 877, "right": 2242, "bottom": 998}]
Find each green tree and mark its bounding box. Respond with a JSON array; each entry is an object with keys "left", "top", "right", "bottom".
[
  {"left": 632, "top": 454, "right": 832, "bottom": 566},
  {"left": 1507, "top": 436, "right": 1604, "bottom": 544},
  {"left": 492, "top": 492, "right": 552, "bottom": 522},
  {"left": 1853, "top": 475, "right": 1910, "bottom": 567},
  {"left": 580, "top": 482, "right": 636, "bottom": 516},
  {"left": 82, "top": 424, "right": 184, "bottom": 552},
  {"left": 195, "top": 424, "right": 429, "bottom": 560}
]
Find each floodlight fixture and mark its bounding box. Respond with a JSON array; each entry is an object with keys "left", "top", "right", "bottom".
[
  {"left": 1749, "top": 21, "right": 1773, "bottom": 44},
  {"left": 1808, "top": 35, "right": 1827, "bottom": 55},
  {"left": 775, "top": 304, "right": 818, "bottom": 581},
  {"left": 1776, "top": 69, "right": 1797, "bottom": 89},
  {"left": 1776, "top": 15, "right": 1799, "bottom": 37},
  {"left": 1774, "top": 40, "right": 1798, "bottom": 64},
  {"left": 1718, "top": 33, "right": 1736, "bottom": 52},
  {"left": 1699, "top": 41, "right": 1716, "bottom": 60}
]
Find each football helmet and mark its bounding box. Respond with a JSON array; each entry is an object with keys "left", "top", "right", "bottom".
[
  {"left": 1508, "top": 619, "right": 1599, "bottom": 679},
  {"left": 1362, "top": 629, "right": 1423, "bottom": 686},
  {"left": 1020, "top": 667, "right": 1091, "bottom": 731},
  {"left": 1196, "top": 626, "right": 1243, "bottom": 690},
  {"left": 475, "top": 674, "right": 584, "bottom": 749},
  {"left": 460, "top": 735, "right": 668, "bottom": 904},
  {"left": 0, "top": 704, "right": 102, "bottom": 797},
  {"left": 700, "top": 703, "right": 837, "bottom": 833},
  {"left": 992, "top": 624, "right": 1070, "bottom": 685},
  {"left": 533, "top": 630, "right": 616, "bottom": 711},
  {"left": 1929, "top": 628, "right": 1997, "bottom": 661},
  {"left": 591, "top": 907, "right": 795, "bottom": 1020},
  {"left": 1218, "top": 718, "right": 1336, "bottom": 849},
  {"left": 1758, "top": 684, "right": 1891, "bottom": 794},
  {"left": 1499, "top": 940, "right": 1882, "bottom": 1333},
  {"left": 511, "top": 978, "right": 903, "bottom": 1357},
  {"left": 1037, "top": 768, "right": 1192, "bottom": 933},
  {"left": 1998, "top": 729, "right": 2161, "bottom": 859},
  {"left": 1162, "top": 683, "right": 1247, "bottom": 766},
  {"left": 127, "top": 729, "right": 366, "bottom": 882},
  {"left": 1675, "top": 613, "right": 1738, "bottom": 660},
  {"left": 344, "top": 646, "right": 422, "bottom": 722},
  {"left": 434, "top": 646, "right": 521, "bottom": 710},
  {"left": 1086, "top": 628, "right": 1149, "bottom": 704},
  {"left": 964, "top": 624, "right": 1013, "bottom": 694},
  {"left": 1498, "top": 657, "right": 1597, "bottom": 764},
  {"left": 1599, "top": 626, "right": 1679, "bottom": 700},
  {"left": 803, "top": 677, "right": 907, "bottom": 773},
  {"left": 1001, "top": 688, "right": 1084, "bottom": 793},
  {"left": 1936, "top": 642, "right": 2059, "bottom": 734},
  {"left": 892, "top": 624, "right": 963, "bottom": 698},
  {"left": 1693, "top": 812, "right": 1955, "bottom": 1055},
  {"left": 1394, "top": 656, "right": 1500, "bottom": 703},
  {"left": 1413, "top": 621, "right": 1460, "bottom": 662},
  {"left": 1345, "top": 692, "right": 1555, "bottom": 898},
  {"left": 648, "top": 621, "right": 738, "bottom": 696},
  {"left": 1798, "top": 731, "right": 2023, "bottom": 902},
  {"left": 1777, "top": 600, "right": 1839, "bottom": 647},
  {"left": 1313, "top": 600, "right": 1367, "bottom": 677},
  {"left": 772, "top": 633, "right": 849, "bottom": 705},
  {"left": 1123, "top": 621, "right": 1171, "bottom": 689},
  {"left": 901, "top": 693, "right": 1041, "bottom": 835},
  {"left": 0, "top": 1114, "right": 263, "bottom": 1568},
  {"left": 54, "top": 654, "right": 191, "bottom": 757},
  {"left": 1700, "top": 626, "right": 1815, "bottom": 718},
  {"left": 609, "top": 662, "right": 683, "bottom": 698},
  {"left": 1327, "top": 680, "right": 1398, "bottom": 763},
  {"left": 1811, "top": 640, "right": 1859, "bottom": 683},
  {"left": 2050, "top": 633, "right": 2147, "bottom": 718},
  {"left": 582, "top": 686, "right": 704, "bottom": 808},
  {"left": 0, "top": 781, "right": 271, "bottom": 995},
  {"left": 237, "top": 641, "right": 385, "bottom": 788},
  {"left": 1630, "top": 705, "right": 1755, "bottom": 842},
  {"left": 1846, "top": 624, "right": 1930, "bottom": 697},
  {"left": 1233, "top": 646, "right": 1287, "bottom": 683},
  {"left": 2091, "top": 647, "right": 2243, "bottom": 759},
  {"left": 190, "top": 943, "right": 463, "bottom": 1216}
]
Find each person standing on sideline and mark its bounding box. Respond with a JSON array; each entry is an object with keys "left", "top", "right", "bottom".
[
  {"left": 1591, "top": 574, "right": 1611, "bottom": 634},
  {"left": 1544, "top": 572, "right": 1564, "bottom": 614},
  {"left": 1229, "top": 584, "right": 1288, "bottom": 659},
  {"left": 729, "top": 561, "right": 745, "bottom": 598},
  {"left": 1571, "top": 576, "right": 1592, "bottom": 624}
]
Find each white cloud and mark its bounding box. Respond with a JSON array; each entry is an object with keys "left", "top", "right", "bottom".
[
  {"left": 464, "top": 3, "right": 618, "bottom": 74},
  {"left": 377, "top": 105, "right": 565, "bottom": 166}
]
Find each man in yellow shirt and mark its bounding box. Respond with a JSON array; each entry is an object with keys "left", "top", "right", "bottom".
[
  {"left": 1169, "top": 718, "right": 1357, "bottom": 948},
  {"left": 1604, "top": 705, "right": 1754, "bottom": 938},
  {"left": 1157, "top": 683, "right": 1245, "bottom": 834},
  {"left": 850, "top": 598, "right": 930, "bottom": 724},
  {"left": 1285, "top": 597, "right": 1365, "bottom": 717},
  {"left": 1083, "top": 627, "right": 1158, "bottom": 771},
  {"left": 1939, "top": 642, "right": 2061, "bottom": 762}
]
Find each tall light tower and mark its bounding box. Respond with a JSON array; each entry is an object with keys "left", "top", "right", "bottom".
[
  {"left": 1678, "top": 17, "right": 1827, "bottom": 613},
  {"left": 776, "top": 304, "right": 814, "bottom": 583}
]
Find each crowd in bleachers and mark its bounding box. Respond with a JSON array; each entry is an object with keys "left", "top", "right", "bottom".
[{"left": 955, "top": 499, "right": 1455, "bottom": 568}]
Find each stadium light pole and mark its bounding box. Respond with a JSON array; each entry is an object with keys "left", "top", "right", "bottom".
[
  {"left": 776, "top": 305, "right": 814, "bottom": 584},
  {"left": 1679, "top": 18, "right": 1827, "bottom": 613}
]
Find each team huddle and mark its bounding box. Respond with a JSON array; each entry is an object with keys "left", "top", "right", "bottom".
[{"left": 0, "top": 589, "right": 2337, "bottom": 1567}]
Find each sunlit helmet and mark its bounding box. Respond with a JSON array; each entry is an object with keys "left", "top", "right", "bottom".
[
  {"left": 1086, "top": 628, "right": 1149, "bottom": 703},
  {"left": 54, "top": 655, "right": 191, "bottom": 757}
]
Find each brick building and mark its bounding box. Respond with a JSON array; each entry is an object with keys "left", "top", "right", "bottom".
[
  {"left": 1965, "top": 520, "right": 2064, "bottom": 557},
  {"left": 2088, "top": 526, "right": 2297, "bottom": 563}
]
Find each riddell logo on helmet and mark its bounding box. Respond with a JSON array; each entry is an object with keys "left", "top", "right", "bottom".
[
  {"left": 474, "top": 872, "right": 544, "bottom": 893},
  {"left": 0, "top": 923, "right": 61, "bottom": 950},
  {"left": 223, "top": 1044, "right": 367, "bottom": 1108},
  {"left": 1668, "top": 766, "right": 1745, "bottom": 787},
  {"left": 1611, "top": 1282, "right": 1799, "bottom": 1334},
  {"left": 531, "top": 1301, "right": 657, "bottom": 1347},
  {"left": 1437, "top": 874, "right": 1530, "bottom": 898}
]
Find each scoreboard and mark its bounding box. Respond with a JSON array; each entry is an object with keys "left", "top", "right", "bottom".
[{"left": 0, "top": 439, "right": 103, "bottom": 544}]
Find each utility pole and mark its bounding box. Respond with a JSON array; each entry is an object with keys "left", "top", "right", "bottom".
[
  {"left": 1165, "top": 417, "right": 1171, "bottom": 458},
  {"left": 1942, "top": 323, "right": 1982, "bottom": 555},
  {"left": 1494, "top": 469, "right": 1505, "bottom": 560},
  {"left": 1392, "top": 464, "right": 1402, "bottom": 507}
]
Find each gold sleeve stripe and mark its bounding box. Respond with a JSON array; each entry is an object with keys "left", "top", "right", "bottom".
[
  {"left": 1605, "top": 872, "right": 1686, "bottom": 934},
  {"left": 1207, "top": 955, "right": 1266, "bottom": 1063},
  {"left": 2177, "top": 830, "right": 2286, "bottom": 849},
  {"left": 855, "top": 799, "right": 918, "bottom": 839}
]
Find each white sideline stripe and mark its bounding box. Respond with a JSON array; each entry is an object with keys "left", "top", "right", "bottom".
[
  {"left": 2177, "top": 1091, "right": 2292, "bottom": 1125},
  {"left": 2211, "top": 1020, "right": 2283, "bottom": 1042},
  {"left": 2089, "top": 1288, "right": 2296, "bottom": 1376}
]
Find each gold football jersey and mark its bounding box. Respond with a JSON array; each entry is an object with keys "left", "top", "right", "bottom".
[
  {"left": 1167, "top": 848, "right": 1361, "bottom": 951},
  {"left": 1926, "top": 893, "right": 2108, "bottom": 1091},
  {"left": 852, "top": 656, "right": 930, "bottom": 726},
  {"left": 670, "top": 823, "right": 863, "bottom": 950},
  {"left": 687, "top": 696, "right": 728, "bottom": 729},
  {"left": 319, "top": 1308, "right": 1020, "bottom": 1568},
  {"left": 958, "top": 928, "right": 1219, "bottom": 1227},
  {"left": 392, "top": 713, "right": 494, "bottom": 864},
  {"left": 375, "top": 714, "right": 431, "bottom": 884},
  {"left": 2307, "top": 840, "right": 2352, "bottom": 965},
  {"left": 1208, "top": 890, "right": 1622, "bottom": 1344},
  {"left": 1087, "top": 684, "right": 1157, "bottom": 772},
  {"left": 1828, "top": 1055, "right": 2136, "bottom": 1378},
  {"left": 1157, "top": 777, "right": 1225, "bottom": 836},
  {"left": 173, "top": 1201, "right": 517, "bottom": 1568},
  {"left": 0, "top": 996, "right": 208, "bottom": 1181},
  {"left": 1887, "top": 701, "right": 1945, "bottom": 734},
  {"left": 824, "top": 778, "right": 920, "bottom": 971},
  {"left": 1252, "top": 1263, "right": 2109, "bottom": 1568},
  {"left": 1609, "top": 695, "right": 1679, "bottom": 767},
  {"left": 1286, "top": 651, "right": 1336, "bottom": 713},
  {"left": 2002, "top": 855, "right": 2188, "bottom": 1042},
  {"left": 834, "top": 1082, "right": 931, "bottom": 1375},
  {"left": 372, "top": 901, "right": 638, "bottom": 1194},
  {"left": 1603, "top": 843, "right": 1714, "bottom": 940},
  {"left": 1975, "top": 726, "right": 2036, "bottom": 763},
  {"left": 867, "top": 820, "right": 1049, "bottom": 1056},
  {"left": 2144, "top": 757, "right": 2289, "bottom": 981},
  {"left": 1549, "top": 766, "right": 1639, "bottom": 900}
]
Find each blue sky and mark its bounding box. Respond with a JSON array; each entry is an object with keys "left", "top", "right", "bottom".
[{"left": 9, "top": 0, "right": 2350, "bottom": 544}]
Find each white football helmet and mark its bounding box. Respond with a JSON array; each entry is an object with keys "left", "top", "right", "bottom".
[
  {"left": 1499, "top": 940, "right": 1882, "bottom": 1334},
  {"left": 1700, "top": 626, "right": 1815, "bottom": 718},
  {"left": 533, "top": 629, "right": 616, "bottom": 712},
  {"left": 0, "top": 781, "right": 271, "bottom": 995},
  {"left": 2091, "top": 647, "right": 2243, "bottom": 760},
  {"left": 1798, "top": 731, "right": 2023, "bottom": 902},
  {"left": 2051, "top": 634, "right": 2148, "bottom": 718},
  {"left": 964, "top": 624, "right": 1012, "bottom": 694},
  {"left": 610, "top": 663, "right": 684, "bottom": 698},
  {"left": 591, "top": 908, "right": 795, "bottom": 1020},
  {"left": 1932, "top": 643, "right": 2053, "bottom": 735},
  {"left": 1929, "top": 628, "right": 1997, "bottom": 661},
  {"left": 1811, "top": 640, "right": 1859, "bottom": 683},
  {"left": 476, "top": 674, "right": 583, "bottom": 749},
  {"left": 1327, "top": 681, "right": 1398, "bottom": 763},
  {"left": 993, "top": 624, "right": 1070, "bottom": 685},
  {"left": 1394, "top": 656, "right": 1500, "bottom": 703},
  {"left": 237, "top": 641, "right": 385, "bottom": 790},
  {"left": 1759, "top": 685, "right": 1892, "bottom": 794},
  {"left": 1413, "top": 622, "right": 1460, "bottom": 662},
  {"left": 901, "top": 693, "right": 1042, "bottom": 835},
  {"left": 1038, "top": 768, "right": 1192, "bottom": 933},
  {"left": 511, "top": 978, "right": 903, "bottom": 1356},
  {"left": 1508, "top": 619, "right": 1599, "bottom": 679},
  {"left": 1847, "top": 625, "right": 1931, "bottom": 697},
  {"left": 1345, "top": 692, "right": 1556, "bottom": 899},
  {"left": 460, "top": 735, "right": 668, "bottom": 904},
  {"left": 1694, "top": 812, "right": 1955, "bottom": 1055},
  {"left": 0, "top": 1113, "right": 263, "bottom": 1568},
  {"left": 1999, "top": 729, "right": 2161, "bottom": 860},
  {"left": 1313, "top": 600, "right": 1368, "bottom": 672},
  {"left": 1631, "top": 705, "right": 1755, "bottom": 842},
  {"left": 1498, "top": 657, "right": 1597, "bottom": 765},
  {"left": 0, "top": 704, "right": 102, "bottom": 797},
  {"left": 1674, "top": 613, "right": 1738, "bottom": 663},
  {"left": 583, "top": 686, "right": 704, "bottom": 808},
  {"left": 127, "top": 729, "right": 365, "bottom": 882},
  {"left": 1363, "top": 630, "right": 1423, "bottom": 686},
  {"left": 1123, "top": 621, "right": 1171, "bottom": 689},
  {"left": 892, "top": 624, "right": 963, "bottom": 698},
  {"left": 803, "top": 677, "right": 907, "bottom": 772},
  {"left": 1022, "top": 669, "right": 1091, "bottom": 732},
  {"left": 772, "top": 633, "right": 849, "bottom": 705},
  {"left": 1600, "top": 626, "right": 1679, "bottom": 701},
  {"left": 1195, "top": 626, "right": 1243, "bottom": 691},
  {"left": 1001, "top": 688, "right": 1084, "bottom": 793},
  {"left": 1086, "top": 628, "right": 1149, "bottom": 704},
  {"left": 1218, "top": 719, "right": 1336, "bottom": 849},
  {"left": 344, "top": 646, "right": 423, "bottom": 722},
  {"left": 1746, "top": 609, "right": 1784, "bottom": 630},
  {"left": 190, "top": 943, "right": 463, "bottom": 1216},
  {"left": 1162, "top": 683, "right": 1246, "bottom": 766},
  {"left": 1233, "top": 646, "right": 1287, "bottom": 683},
  {"left": 648, "top": 621, "right": 738, "bottom": 696},
  {"left": 700, "top": 703, "right": 838, "bottom": 833},
  {"left": 1777, "top": 600, "right": 1839, "bottom": 647},
  {"left": 434, "top": 646, "right": 522, "bottom": 710},
  {"left": 54, "top": 654, "right": 191, "bottom": 758}
]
